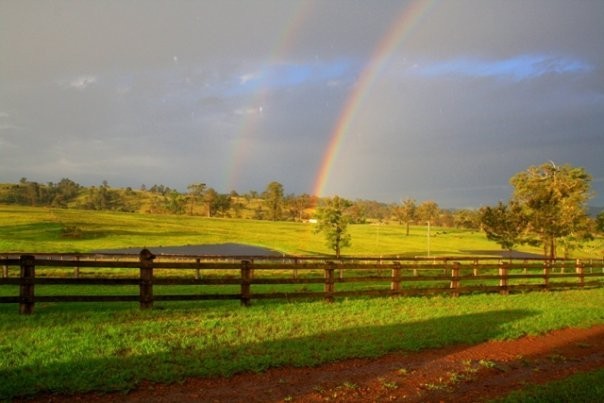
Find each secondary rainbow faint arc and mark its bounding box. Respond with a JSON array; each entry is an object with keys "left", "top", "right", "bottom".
[
  {"left": 312, "top": 0, "right": 437, "bottom": 197},
  {"left": 226, "top": 1, "right": 314, "bottom": 191}
]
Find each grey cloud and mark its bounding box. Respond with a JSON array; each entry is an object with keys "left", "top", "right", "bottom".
[{"left": 1, "top": 0, "right": 603, "bottom": 206}]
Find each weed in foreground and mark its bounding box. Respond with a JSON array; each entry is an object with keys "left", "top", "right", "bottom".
[{"left": 342, "top": 381, "right": 359, "bottom": 390}]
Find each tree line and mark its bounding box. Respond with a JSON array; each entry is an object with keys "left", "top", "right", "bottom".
[
  {"left": 0, "top": 178, "right": 482, "bottom": 228},
  {"left": 314, "top": 162, "right": 601, "bottom": 259},
  {"left": 2, "top": 162, "right": 602, "bottom": 259}
]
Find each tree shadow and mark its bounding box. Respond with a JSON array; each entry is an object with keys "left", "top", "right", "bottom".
[
  {"left": 460, "top": 249, "right": 544, "bottom": 258},
  {"left": 0, "top": 222, "right": 63, "bottom": 242},
  {"left": 1, "top": 308, "right": 537, "bottom": 399},
  {"left": 95, "top": 243, "right": 283, "bottom": 256}
]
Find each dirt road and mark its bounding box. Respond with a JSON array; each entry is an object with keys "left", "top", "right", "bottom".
[{"left": 26, "top": 325, "right": 604, "bottom": 402}]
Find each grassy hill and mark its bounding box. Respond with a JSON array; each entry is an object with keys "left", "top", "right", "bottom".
[
  {"left": 0, "top": 182, "right": 269, "bottom": 219},
  {"left": 4, "top": 204, "right": 597, "bottom": 257},
  {"left": 1, "top": 204, "right": 603, "bottom": 400}
]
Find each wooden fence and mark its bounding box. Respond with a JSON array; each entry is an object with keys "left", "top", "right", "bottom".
[{"left": 1, "top": 251, "right": 603, "bottom": 314}]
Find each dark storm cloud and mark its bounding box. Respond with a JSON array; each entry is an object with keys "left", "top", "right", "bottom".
[{"left": 1, "top": 0, "right": 603, "bottom": 206}]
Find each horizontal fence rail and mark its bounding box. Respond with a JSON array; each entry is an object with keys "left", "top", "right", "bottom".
[{"left": 1, "top": 251, "right": 603, "bottom": 314}]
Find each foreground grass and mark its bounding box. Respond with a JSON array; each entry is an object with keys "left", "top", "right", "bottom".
[
  {"left": 0, "top": 204, "right": 550, "bottom": 256},
  {"left": 496, "top": 368, "right": 604, "bottom": 402},
  {"left": 2, "top": 205, "right": 603, "bottom": 399},
  {"left": 0, "top": 288, "right": 603, "bottom": 399}
]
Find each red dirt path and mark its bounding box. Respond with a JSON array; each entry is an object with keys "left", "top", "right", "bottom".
[{"left": 25, "top": 325, "right": 604, "bottom": 402}]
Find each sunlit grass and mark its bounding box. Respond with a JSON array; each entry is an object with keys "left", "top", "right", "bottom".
[
  {"left": 0, "top": 288, "right": 602, "bottom": 399},
  {"left": 1, "top": 205, "right": 603, "bottom": 399},
  {"left": 0, "top": 204, "right": 555, "bottom": 257},
  {"left": 495, "top": 368, "right": 604, "bottom": 402}
]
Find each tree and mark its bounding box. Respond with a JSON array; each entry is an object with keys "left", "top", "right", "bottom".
[
  {"left": 348, "top": 199, "right": 389, "bottom": 223},
  {"left": 479, "top": 201, "right": 528, "bottom": 251},
  {"left": 186, "top": 183, "right": 206, "bottom": 215},
  {"left": 416, "top": 200, "right": 440, "bottom": 225},
  {"left": 510, "top": 162, "right": 592, "bottom": 259},
  {"left": 263, "top": 181, "right": 284, "bottom": 221},
  {"left": 164, "top": 190, "right": 186, "bottom": 214},
  {"left": 314, "top": 196, "right": 352, "bottom": 258},
  {"left": 51, "top": 178, "right": 81, "bottom": 207},
  {"left": 80, "top": 181, "right": 133, "bottom": 211},
  {"left": 204, "top": 188, "right": 219, "bottom": 217},
  {"left": 393, "top": 198, "right": 416, "bottom": 235},
  {"left": 149, "top": 184, "right": 171, "bottom": 195},
  {"left": 439, "top": 210, "right": 455, "bottom": 228},
  {"left": 453, "top": 209, "right": 481, "bottom": 230},
  {"left": 90, "top": 181, "right": 113, "bottom": 210},
  {"left": 346, "top": 202, "right": 367, "bottom": 224},
  {"left": 4, "top": 178, "right": 38, "bottom": 206},
  {"left": 211, "top": 193, "right": 232, "bottom": 217},
  {"left": 19, "top": 178, "right": 40, "bottom": 206},
  {"left": 285, "top": 193, "right": 313, "bottom": 222}
]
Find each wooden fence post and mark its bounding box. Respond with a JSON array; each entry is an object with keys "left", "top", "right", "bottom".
[
  {"left": 19, "top": 255, "right": 35, "bottom": 315},
  {"left": 241, "top": 260, "right": 252, "bottom": 306},
  {"left": 523, "top": 259, "right": 528, "bottom": 274},
  {"left": 2, "top": 255, "right": 8, "bottom": 278},
  {"left": 472, "top": 259, "right": 478, "bottom": 277},
  {"left": 74, "top": 255, "right": 80, "bottom": 278},
  {"left": 543, "top": 260, "right": 550, "bottom": 290},
  {"left": 576, "top": 259, "right": 585, "bottom": 288},
  {"left": 324, "top": 262, "right": 335, "bottom": 303},
  {"left": 450, "top": 262, "right": 461, "bottom": 297},
  {"left": 195, "top": 258, "right": 201, "bottom": 280},
  {"left": 139, "top": 249, "right": 155, "bottom": 310},
  {"left": 390, "top": 262, "right": 401, "bottom": 292},
  {"left": 499, "top": 261, "right": 509, "bottom": 295}
]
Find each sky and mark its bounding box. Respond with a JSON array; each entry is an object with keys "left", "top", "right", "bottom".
[{"left": 1, "top": 0, "right": 603, "bottom": 208}]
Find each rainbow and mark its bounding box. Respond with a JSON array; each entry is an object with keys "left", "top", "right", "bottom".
[
  {"left": 226, "top": 2, "right": 314, "bottom": 191},
  {"left": 312, "top": 0, "right": 437, "bottom": 197}
]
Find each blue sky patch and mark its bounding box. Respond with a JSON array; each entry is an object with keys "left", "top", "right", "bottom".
[{"left": 417, "top": 54, "right": 592, "bottom": 80}]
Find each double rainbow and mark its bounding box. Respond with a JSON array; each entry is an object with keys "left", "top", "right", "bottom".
[{"left": 226, "top": 0, "right": 437, "bottom": 196}]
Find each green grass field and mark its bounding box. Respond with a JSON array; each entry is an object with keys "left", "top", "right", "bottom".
[
  {"left": 495, "top": 368, "right": 604, "bottom": 402},
  {"left": 1, "top": 289, "right": 603, "bottom": 399},
  {"left": 1, "top": 205, "right": 603, "bottom": 400},
  {"left": 0, "top": 204, "right": 558, "bottom": 256}
]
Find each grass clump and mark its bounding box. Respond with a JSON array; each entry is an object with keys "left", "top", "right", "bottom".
[{"left": 494, "top": 368, "right": 604, "bottom": 402}]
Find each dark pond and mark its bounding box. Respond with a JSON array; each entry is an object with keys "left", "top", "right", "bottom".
[{"left": 96, "top": 243, "right": 283, "bottom": 256}]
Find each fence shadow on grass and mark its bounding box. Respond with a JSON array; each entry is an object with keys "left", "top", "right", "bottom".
[{"left": 1, "top": 308, "right": 537, "bottom": 400}]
